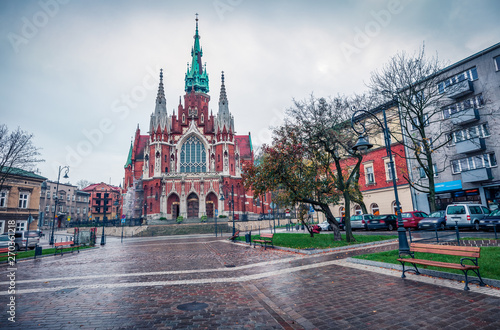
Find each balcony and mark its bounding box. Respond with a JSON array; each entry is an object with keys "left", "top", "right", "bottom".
[
  {"left": 446, "top": 80, "right": 474, "bottom": 99},
  {"left": 450, "top": 107, "right": 479, "bottom": 125},
  {"left": 461, "top": 168, "right": 492, "bottom": 183},
  {"left": 455, "top": 137, "right": 485, "bottom": 154}
]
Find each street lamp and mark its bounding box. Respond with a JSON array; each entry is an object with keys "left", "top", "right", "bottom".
[
  {"left": 351, "top": 105, "right": 410, "bottom": 254},
  {"left": 50, "top": 166, "right": 69, "bottom": 245},
  {"left": 100, "top": 192, "right": 109, "bottom": 246},
  {"left": 220, "top": 183, "right": 236, "bottom": 237}
]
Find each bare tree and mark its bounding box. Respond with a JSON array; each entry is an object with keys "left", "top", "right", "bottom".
[
  {"left": 76, "top": 179, "right": 94, "bottom": 190},
  {"left": 0, "top": 125, "right": 44, "bottom": 191},
  {"left": 369, "top": 45, "right": 450, "bottom": 212}
]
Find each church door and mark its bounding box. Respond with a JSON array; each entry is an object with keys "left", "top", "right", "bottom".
[
  {"left": 206, "top": 202, "right": 214, "bottom": 218},
  {"left": 187, "top": 193, "right": 199, "bottom": 218},
  {"left": 172, "top": 204, "right": 179, "bottom": 219}
]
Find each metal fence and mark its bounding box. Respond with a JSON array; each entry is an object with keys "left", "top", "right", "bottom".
[{"left": 408, "top": 224, "right": 500, "bottom": 245}]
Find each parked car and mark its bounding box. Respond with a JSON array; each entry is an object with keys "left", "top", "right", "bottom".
[
  {"left": 350, "top": 214, "right": 374, "bottom": 230},
  {"left": 335, "top": 217, "right": 345, "bottom": 230},
  {"left": 445, "top": 203, "right": 490, "bottom": 230},
  {"left": 318, "top": 221, "right": 332, "bottom": 231},
  {"left": 400, "top": 211, "right": 428, "bottom": 229},
  {"left": 418, "top": 210, "right": 447, "bottom": 230},
  {"left": 366, "top": 214, "right": 398, "bottom": 231},
  {"left": 479, "top": 209, "right": 500, "bottom": 231},
  {"left": 258, "top": 214, "right": 273, "bottom": 220},
  {"left": 0, "top": 234, "right": 11, "bottom": 248},
  {"left": 10, "top": 231, "right": 40, "bottom": 251}
]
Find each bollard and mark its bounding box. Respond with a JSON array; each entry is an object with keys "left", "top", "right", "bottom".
[
  {"left": 435, "top": 225, "right": 439, "bottom": 244},
  {"left": 408, "top": 228, "right": 412, "bottom": 243},
  {"left": 455, "top": 221, "right": 461, "bottom": 246},
  {"left": 494, "top": 224, "right": 498, "bottom": 240}
]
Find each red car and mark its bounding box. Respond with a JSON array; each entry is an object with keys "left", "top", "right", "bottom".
[{"left": 400, "top": 211, "right": 428, "bottom": 229}]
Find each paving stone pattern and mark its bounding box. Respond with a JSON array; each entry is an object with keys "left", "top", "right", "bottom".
[{"left": 1, "top": 236, "right": 500, "bottom": 329}]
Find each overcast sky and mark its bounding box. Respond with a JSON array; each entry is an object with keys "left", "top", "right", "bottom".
[{"left": 1, "top": 0, "right": 499, "bottom": 187}]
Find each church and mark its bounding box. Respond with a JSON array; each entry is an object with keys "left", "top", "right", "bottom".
[{"left": 123, "top": 16, "right": 266, "bottom": 220}]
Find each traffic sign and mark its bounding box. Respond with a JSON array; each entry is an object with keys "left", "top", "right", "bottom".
[
  {"left": 215, "top": 209, "right": 218, "bottom": 217},
  {"left": 121, "top": 214, "right": 126, "bottom": 219},
  {"left": 67, "top": 216, "right": 71, "bottom": 221},
  {"left": 121, "top": 218, "right": 126, "bottom": 224}
]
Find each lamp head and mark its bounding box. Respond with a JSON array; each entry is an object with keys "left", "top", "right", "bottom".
[
  {"left": 352, "top": 134, "right": 373, "bottom": 152},
  {"left": 63, "top": 173, "right": 69, "bottom": 179},
  {"left": 220, "top": 194, "right": 225, "bottom": 201}
]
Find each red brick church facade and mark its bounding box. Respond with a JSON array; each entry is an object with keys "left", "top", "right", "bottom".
[{"left": 122, "top": 17, "right": 268, "bottom": 220}]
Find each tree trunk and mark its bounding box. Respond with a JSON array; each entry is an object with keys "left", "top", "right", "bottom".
[
  {"left": 343, "top": 192, "right": 355, "bottom": 242},
  {"left": 321, "top": 204, "right": 341, "bottom": 241}
]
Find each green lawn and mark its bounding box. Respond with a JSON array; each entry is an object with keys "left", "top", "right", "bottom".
[
  {"left": 353, "top": 246, "right": 500, "bottom": 280},
  {"left": 0, "top": 245, "right": 94, "bottom": 262},
  {"left": 236, "top": 233, "right": 397, "bottom": 249}
]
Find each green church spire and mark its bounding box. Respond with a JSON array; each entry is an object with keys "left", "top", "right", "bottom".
[{"left": 185, "top": 14, "right": 209, "bottom": 93}]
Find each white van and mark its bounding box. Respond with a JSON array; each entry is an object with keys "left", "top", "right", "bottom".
[{"left": 445, "top": 204, "right": 490, "bottom": 230}]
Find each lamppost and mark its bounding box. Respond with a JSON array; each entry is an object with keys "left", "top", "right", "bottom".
[
  {"left": 100, "top": 192, "right": 108, "bottom": 246},
  {"left": 50, "top": 166, "right": 69, "bottom": 245},
  {"left": 220, "top": 183, "right": 235, "bottom": 237},
  {"left": 351, "top": 105, "right": 410, "bottom": 254}
]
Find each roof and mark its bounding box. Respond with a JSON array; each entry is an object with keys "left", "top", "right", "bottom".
[
  {"left": 235, "top": 134, "right": 253, "bottom": 160},
  {"left": 0, "top": 166, "right": 46, "bottom": 181},
  {"left": 81, "top": 182, "right": 121, "bottom": 192},
  {"left": 136, "top": 135, "right": 149, "bottom": 160}
]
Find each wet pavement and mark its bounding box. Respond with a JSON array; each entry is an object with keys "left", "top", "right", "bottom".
[{"left": 1, "top": 233, "right": 500, "bottom": 329}]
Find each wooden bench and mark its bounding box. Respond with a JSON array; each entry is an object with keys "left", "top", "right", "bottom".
[
  {"left": 253, "top": 233, "right": 274, "bottom": 250},
  {"left": 397, "top": 242, "right": 486, "bottom": 290},
  {"left": 54, "top": 241, "right": 80, "bottom": 256},
  {"left": 0, "top": 247, "right": 16, "bottom": 264},
  {"left": 228, "top": 230, "right": 240, "bottom": 241}
]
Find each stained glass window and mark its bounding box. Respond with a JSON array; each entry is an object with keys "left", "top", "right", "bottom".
[{"left": 180, "top": 136, "right": 207, "bottom": 173}]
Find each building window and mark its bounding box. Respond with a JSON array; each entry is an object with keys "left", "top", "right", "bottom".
[
  {"left": 365, "top": 165, "right": 375, "bottom": 184},
  {"left": 392, "top": 201, "right": 398, "bottom": 214},
  {"left": 0, "top": 190, "right": 7, "bottom": 207},
  {"left": 451, "top": 153, "right": 497, "bottom": 174},
  {"left": 16, "top": 221, "right": 26, "bottom": 231},
  {"left": 451, "top": 123, "right": 490, "bottom": 144},
  {"left": 442, "top": 94, "right": 484, "bottom": 119},
  {"left": 495, "top": 56, "right": 500, "bottom": 71},
  {"left": 18, "top": 192, "right": 29, "bottom": 209},
  {"left": 384, "top": 160, "right": 397, "bottom": 181},
  {"left": 410, "top": 114, "right": 429, "bottom": 130},
  {"left": 354, "top": 205, "right": 362, "bottom": 215},
  {"left": 438, "top": 67, "right": 478, "bottom": 94},
  {"left": 339, "top": 207, "right": 345, "bottom": 217},
  {"left": 371, "top": 203, "right": 380, "bottom": 215},
  {"left": 46, "top": 205, "right": 50, "bottom": 212},
  {"left": 418, "top": 164, "right": 438, "bottom": 178},
  {"left": 47, "top": 192, "right": 50, "bottom": 199},
  {"left": 201, "top": 113, "right": 204, "bottom": 123},
  {"left": 182, "top": 113, "right": 185, "bottom": 124},
  {"left": 180, "top": 135, "right": 207, "bottom": 173}
]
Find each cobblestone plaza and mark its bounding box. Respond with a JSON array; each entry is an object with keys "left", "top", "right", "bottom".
[{"left": 2, "top": 235, "right": 500, "bottom": 329}]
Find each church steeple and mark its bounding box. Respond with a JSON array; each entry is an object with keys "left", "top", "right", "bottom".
[
  {"left": 215, "top": 71, "right": 234, "bottom": 135},
  {"left": 185, "top": 14, "right": 209, "bottom": 93},
  {"left": 155, "top": 69, "right": 166, "bottom": 114},
  {"left": 150, "top": 69, "right": 170, "bottom": 133}
]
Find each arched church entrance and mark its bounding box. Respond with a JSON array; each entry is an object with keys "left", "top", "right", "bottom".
[
  {"left": 187, "top": 193, "right": 199, "bottom": 218},
  {"left": 205, "top": 192, "right": 218, "bottom": 218},
  {"left": 167, "top": 194, "right": 180, "bottom": 220}
]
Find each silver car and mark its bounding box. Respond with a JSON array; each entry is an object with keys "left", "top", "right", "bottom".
[
  {"left": 445, "top": 204, "right": 490, "bottom": 230},
  {"left": 350, "top": 214, "right": 374, "bottom": 230},
  {"left": 12, "top": 231, "right": 40, "bottom": 251}
]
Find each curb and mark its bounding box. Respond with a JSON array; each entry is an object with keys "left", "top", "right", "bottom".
[{"left": 346, "top": 257, "right": 500, "bottom": 289}]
